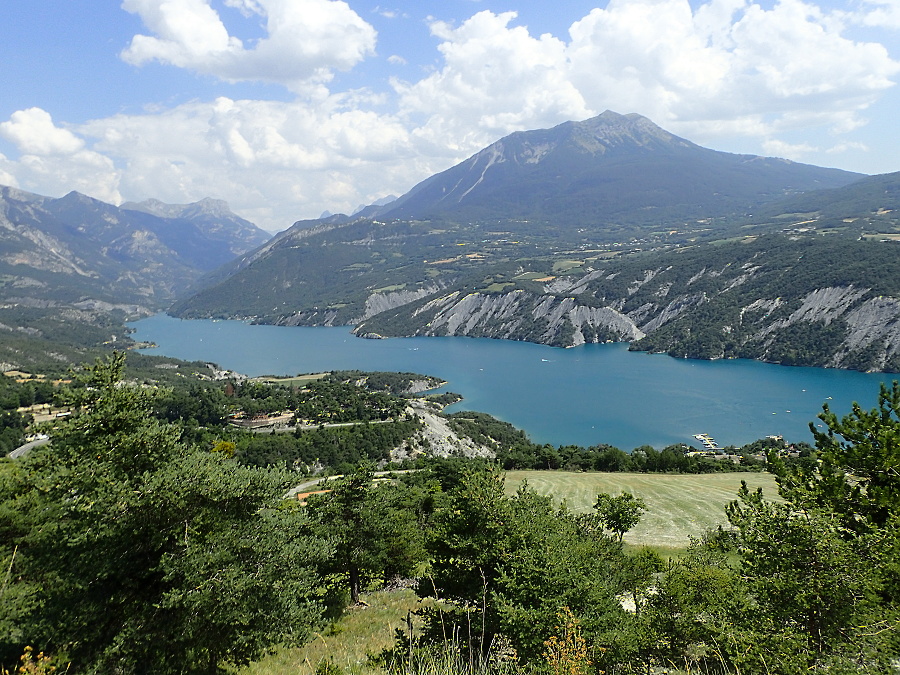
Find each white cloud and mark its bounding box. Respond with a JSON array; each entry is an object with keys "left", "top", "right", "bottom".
[
  {"left": 566, "top": 0, "right": 898, "bottom": 135},
  {"left": 856, "top": 0, "right": 900, "bottom": 29},
  {"left": 121, "top": 0, "right": 377, "bottom": 92},
  {"left": 0, "top": 108, "right": 85, "bottom": 155},
  {"left": 3, "top": 1, "right": 898, "bottom": 232},
  {"left": 827, "top": 141, "right": 870, "bottom": 154},
  {"left": 0, "top": 155, "right": 19, "bottom": 188},
  {"left": 394, "top": 11, "right": 590, "bottom": 154},
  {"left": 67, "top": 96, "right": 422, "bottom": 230},
  {"left": 0, "top": 109, "right": 121, "bottom": 203},
  {"left": 762, "top": 138, "right": 818, "bottom": 159},
  {"left": 388, "top": 1, "right": 898, "bottom": 162}
]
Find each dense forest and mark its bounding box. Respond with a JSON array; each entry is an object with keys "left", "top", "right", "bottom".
[{"left": 1, "top": 355, "right": 898, "bottom": 673}]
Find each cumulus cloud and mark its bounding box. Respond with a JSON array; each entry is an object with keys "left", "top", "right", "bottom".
[
  {"left": 394, "top": 11, "right": 590, "bottom": 153},
  {"left": 394, "top": 0, "right": 897, "bottom": 158},
  {"left": 2, "top": 0, "right": 898, "bottom": 232},
  {"left": 121, "top": 0, "right": 377, "bottom": 91},
  {"left": 64, "top": 96, "right": 420, "bottom": 230},
  {"left": 0, "top": 109, "right": 121, "bottom": 203},
  {"left": 856, "top": 0, "right": 900, "bottom": 29},
  {"left": 0, "top": 108, "right": 85, "bottom": 155}
]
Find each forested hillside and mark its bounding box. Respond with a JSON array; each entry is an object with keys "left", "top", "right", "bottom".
[
  {"left": 353, "top": 234, "right": 900, "bottom": 371},
  {"left": 1, "top": 355, "right": 898, "bottom": 674}
]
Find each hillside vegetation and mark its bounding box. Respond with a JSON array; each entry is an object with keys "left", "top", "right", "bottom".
[{"left": 1, "top": 355, "right": 898, "bottom": 674}]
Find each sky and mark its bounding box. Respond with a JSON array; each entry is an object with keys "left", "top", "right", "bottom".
[{"left": 1, "top": 0, "right": 899, "bottom": 233}]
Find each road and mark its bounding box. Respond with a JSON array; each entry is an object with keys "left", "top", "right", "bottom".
[
  {"left": 7, "top": 438, "right": 50, "bottom": 459},
  {"left": 282, "top": 469, "right": 420, "bottom": 499}
]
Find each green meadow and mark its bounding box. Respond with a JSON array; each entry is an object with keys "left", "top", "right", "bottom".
[{"left": 504, "top": 470, "right": 779, "bottom": 550}]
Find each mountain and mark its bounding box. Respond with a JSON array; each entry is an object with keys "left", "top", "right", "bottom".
[
  {"left": 370, "top": 111, "right": 859, "bottom": 230},
  {"left": 752, "top": 170, "right": 900, "bottom": 231},
  {"left": 121, "top": 197, "right": 270, "bottom": 256},
  {"left": 173, "top": 111, "right": 872, "bottom": 327},
  {"left": 352, "top": 234, "right": 900, "bottom": 372},
  {"left": 0, "top": 186, "right": 271, "bottom": 312}
]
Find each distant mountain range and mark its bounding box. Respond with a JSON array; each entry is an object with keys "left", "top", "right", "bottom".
[
  {"left": 4, "top": 110, "right": 900, "bottom": 372},
  {"left": 170, "top": 111, "right": 900, "bottom": 371},
  {"left": 0, "top": 187, "right": 270, "bottom": 313}
]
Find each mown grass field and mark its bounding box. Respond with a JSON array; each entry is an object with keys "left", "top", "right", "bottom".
[{"left": 504, "top": 470, "right": 779, "bottom": 550}]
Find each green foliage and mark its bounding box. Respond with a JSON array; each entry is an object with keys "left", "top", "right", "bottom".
[
  {"left": 236, "top": 420, "right": 421, "bottom": 471},
  {"left": 780, "top": 381, "right": 900, "bottom": 531},
  {"left": 0, "top": 353, "right": 330, "bottom": 674},
  {"left": 421, "top": 467, "right": 629, "bottom": 665},
  {"left": 305, "top": 466, "right": 427, "bottom": 604},
  {"left": 629, "top": 384, "right": 900, "bottom": 673},
  {"left": 591, "top": 492, "right": 646, "bottom": 542},
  {"left": 326, "top": 371, "right": 444, "bottom": 396},
  {"left": 726, "top": 485, "right": 881, "bottom": 665}
]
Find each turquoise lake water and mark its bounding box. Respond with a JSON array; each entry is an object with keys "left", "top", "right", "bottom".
[{"left": 130, "top": 314, "right": 898, "bottom": 450}]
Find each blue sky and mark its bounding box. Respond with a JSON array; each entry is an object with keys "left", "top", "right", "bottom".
[{"left": 1, "top": 0, "right": 898, "bottom": 232}]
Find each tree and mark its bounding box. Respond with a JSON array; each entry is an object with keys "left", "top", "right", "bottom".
[
  {"left": 714, "top": 384, "right": 900, "bottom": 673},
  {"left": 305, "top": 465, "right": 425, "bottom": 605},
  {"left": 422, "top": 468, "right": 629, "bottom": 665},
  {"left": 725, "top": 484, "right": 880, "bottom": 669},
  {"left": 772, "top": 381, "right": 900, "bottom": 533},
  {"left": 0, "top": 354, "right": 330, "bottom": 674},
  {"left": 593, "top": 492, "right": 646, "bottom": 542}
]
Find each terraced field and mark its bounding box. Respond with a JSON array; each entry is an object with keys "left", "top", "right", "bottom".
[{"left": 504, "top": 471, "right": 779, "bottom": 550}]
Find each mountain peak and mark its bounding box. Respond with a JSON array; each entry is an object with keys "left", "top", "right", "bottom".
[
  {"left": 122, "top": 197, "right": 235, "bottom": 219},
  {"left": 379, "top": 111, "right": 860, "bottom": 223},
  {"left": 562, "top": 110, "right": 692, "bottom": 155}
]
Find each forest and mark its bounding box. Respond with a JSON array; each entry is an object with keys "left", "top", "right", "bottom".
[{"left": 0, "top": 354, "right": 897, "bottom": 674}]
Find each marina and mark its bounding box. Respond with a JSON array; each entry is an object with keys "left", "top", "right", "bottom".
[{"left": 692, "top": 433, "right": 723, "bottom": 451}]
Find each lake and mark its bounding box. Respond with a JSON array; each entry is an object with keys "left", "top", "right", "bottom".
[{"left": 130, "top": 314, "right": 898, "bottom": 450}]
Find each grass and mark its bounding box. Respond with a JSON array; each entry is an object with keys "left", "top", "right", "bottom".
[
  {"left": 551, "top": 260, "right": 584, "bottom": 273},
  {"left": 483, "top": 282, "right": 515, "bottom": 293},
  {"left": 257, "top": 372, "right": 330, "bottom": 385},
  {"left": 243, "top": 589, "right": 428, "bottom": 675},
  {"left": 504, "top": 470, "right": 779, "bottom": 550}
]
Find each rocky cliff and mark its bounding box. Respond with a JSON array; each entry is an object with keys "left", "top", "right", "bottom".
[{"left": 351, "top": 236, "right": 900, "bottom": 372}]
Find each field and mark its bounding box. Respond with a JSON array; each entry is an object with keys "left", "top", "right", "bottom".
[
  {"left": 504, "top": 470, "right": 779, "bottom": 550},
  {"left": 256, "top": 372, "right": 329, "bottom": 385}
]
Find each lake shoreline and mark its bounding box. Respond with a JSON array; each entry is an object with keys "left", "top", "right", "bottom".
[{"left": 130, "top": 314, "right": 897, "bottom": 450}]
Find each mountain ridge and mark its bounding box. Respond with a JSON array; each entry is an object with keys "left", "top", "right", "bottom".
[
  {"left": 0, "top": 186, "right": 271, "bottom": 312},
  {"left": 355, "top": 110, "right": 860, "bottom": 227},
  {"left": 170, "top": 112, "right": 900, "bottom": 371}
]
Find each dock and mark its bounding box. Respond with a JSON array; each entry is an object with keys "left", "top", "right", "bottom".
[{"left": 692, "top": 433, "right": 722, "bottom": 451}]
